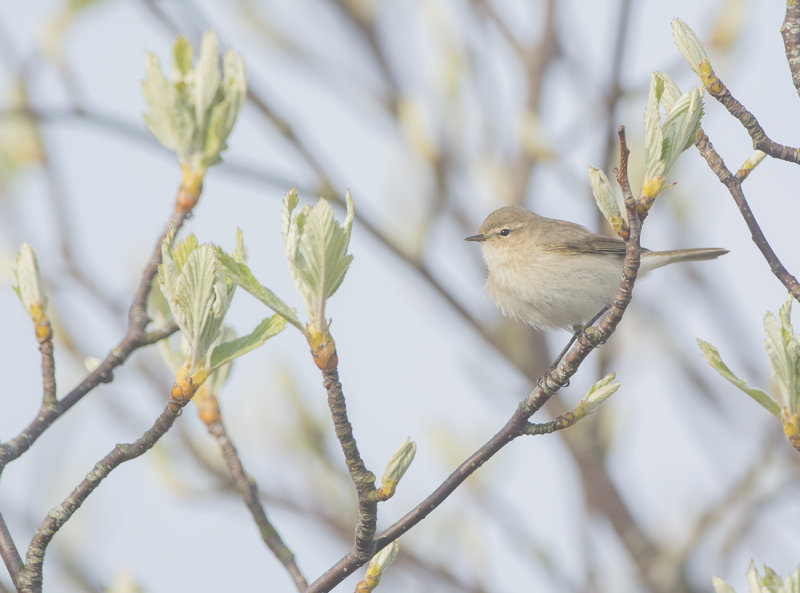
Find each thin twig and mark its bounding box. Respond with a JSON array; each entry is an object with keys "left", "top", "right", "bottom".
[
  {"left": 703, "top": 70, "right": 800, "bottom": 165},
  {"left": 327, "top": 0, "right": 400, "bottom": 115},
  {"left": 0, "top": 514, "right": 22, "bottom": 584},
  {"left": 781, "top": 1, "right": 800, "bottom": 98},
  {"left": 38, "top": 337, "right": 56, "bottom": 406},
  {"left": 695, "top": 130, "right": 800, "bottom": 300},
  {"left": 15, "top": 391, "right": 195, "bottom": 593},
  {"left": 320, "top": 366, "right": 378, "bottom": 562},
  {"left": 306, "top": 127, "right": 644, "bottom": 593},
  {"left": 206, "top": 416, "right": 308, "bottom": 592}
]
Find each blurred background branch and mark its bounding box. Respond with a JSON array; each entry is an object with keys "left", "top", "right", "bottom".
[{"left": 1, "top": 1, "right": 799, "bottom": 592}]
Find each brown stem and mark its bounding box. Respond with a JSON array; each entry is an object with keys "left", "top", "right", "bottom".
[
  {"left": 695, "top": 130, "right": 800, "bottom": 300},
  {"left": 0, "top": 513, "right": 22, "bottom": 584},
  {"left": 704, "top": 70, "right": 800, "bottom": 165},
  {"left": 781, "top": 0, "right": 800, "bottom": 98},
  {"left": 37, "top": 337, "right": 56, "bottom": 406},
  {"left": 15, "top": 388, "right": 194, "bottom": 593},
  {"left": 321, "top": 365, "right": 378, "bottom": 562},
  {"left": 206, "top": 417, "right": 308, "bottom": 592}
]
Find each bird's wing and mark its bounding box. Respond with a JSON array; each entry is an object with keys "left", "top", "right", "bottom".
[{"left": 539, "top": 220, "right": 648, "bottom": 256}]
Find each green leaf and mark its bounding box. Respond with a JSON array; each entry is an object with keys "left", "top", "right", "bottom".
[
  {"left": 777, "top": 299, "right": 800, "bottom": 410},
  {"left": 643, "top": 73, "right": 666, "bottom": 183},
  {"left": 215, "top": 247, "right": 304, "bottom": 331},
  {"left": 194, "top": 31, "right": 222, "bottom": 133},
  {"left": 764, "top": 311, "right": 792, "bottom": 403},
  {"left": 209, "top": 314, "right": 286, "bottom": 370},
  {"left": 671, "top": 18, "right": 711, "bottom": 77},
  {"left": 286, "top": 192, "right": 355, "bottom": 327},
  {"left": 160, "top": 235, "right": 233, "bottom": 372},
  {"left": 764, "top": 298, "right": 800, "bottom": 414},
  {"left": 301, "top": 197, "right": 353, "bottom": 296},
  {"left": 697, "top": 339, "right": 782, "bottom": 417},
  {"left": 582, "top": 373, "right": 620, "bottom": 413},
  {"left": 171, "top": 234, "right": 199, "bottom": 269},
  {"left": 654, "top": 71, "right": 682, "bottom": 112},
  {"left": 222, "top": 48, "right": 246, "bottom": 122},
  {"left": 587, "top": 166, "right": 625, "bottom": 230},
  {"left": 142, "top": 53, "right": 179, "bottom": 151},
  {"left": 711, "top": 576, "right": 736, "bottom": 593},
  {"left": 380, "top": 437, "right": 416, "bottom": 491},
  {"left": 201, "top": 96, "right": 231, "bottom": 168},
  {"left": 172, "top": 35, "right": 193, "bottom": 78},
  {"left": 173, "top": 95, "right": 196, "bottom": 161},
  {"left": 232, "top": 227, "right": 246, "bottom": 263},
  {"left": 661, "top": 86, "right": 703, "bottom": 168},
  {"left": 141, "top": 30, "right": 245, "bottom": 168},
  {"left": 147, "top": 279, "right": 173, "bottom": 328},
  {"left": 178, "top": 244, "right": 230, "bottom": 369},
  {"left": 12, "top": 242, "right": 47, "bottom": 311},
  {"left": 281, "top": 187, "right": 300, "bottom": 242}
]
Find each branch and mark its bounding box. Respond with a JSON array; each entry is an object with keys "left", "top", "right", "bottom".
[
  {"left": 0, "top": 514, "right": 21, "bottom": 584},
  {"left": 15, "top": 389, "right": 195, "bottom": 593},
  {"left": 702, "top": 69, "right": 800, "bottom": 165},
  {"left": 37, "top": 332, "right": 56, "bottom": 407},
  {"left": 0, "top": 209, "right": 187, "bottom": 477},
  {"left": 781, "top": 0, "right": 800, "bottom": 98},
  {"left": 320, "top": 366, "right": 378, "bottom": 562},
  {"left": 205, "top": 414, "right": 308, "bottom": 592},
  {"left": 695, "top": 130, "right": 800, "bottom": 300},
  {"left": 307, "top": 126, "right": 644, "bottom": 593}
]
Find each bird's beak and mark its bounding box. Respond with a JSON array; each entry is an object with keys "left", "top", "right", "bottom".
[{"left": 465, "top": 234, "right": 485, "bottom": 242}]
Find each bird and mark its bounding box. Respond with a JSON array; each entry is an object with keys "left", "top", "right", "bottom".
[{"left": 466, "top": 205, "right": 727, "bottom": 332}]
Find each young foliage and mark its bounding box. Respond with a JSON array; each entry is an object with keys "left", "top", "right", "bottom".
[
  {"left": 378, "top": 438, "right": 417, "bottom": 500},
  {"left": 158, "top": 230, "right": 285, "bottom": 385},
  {"left": 12, "top": 243, "right": 47, "bottom": 319},
  {"left": 141, "top": 30, "right": 246, "bottom": 172},
  {"left": 215, "top": 243, "right": 304, "bottom": 331},
  {"left": 588, "top": 166, "right": 628, "bottom": 237},
  {"left": 281, "top": 188, "right": 355, "bottom": 338},
  {"left": 699, "top": 297, "right": 800, "bottom": 449},
  {"left": 672, "top": 18, "right": 713, "bottom": 79},
  {"left": 712, "top": 561, "right": 800, "bottom": 593},
  {"left": 642, "top": 72, "right": 703, "bottom": 201},
  {"left": 355, "top": 541, "right": 400, "bottom": 593}
]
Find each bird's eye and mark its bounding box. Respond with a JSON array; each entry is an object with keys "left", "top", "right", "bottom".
[{"left": 499, "top": 228, "right": 511, "bottom": 237}]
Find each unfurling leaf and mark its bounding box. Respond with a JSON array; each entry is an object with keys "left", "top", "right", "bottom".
[
  {"left": 141, "top": 30, "right": 246, "bottom": 171},
  {"left": 215, "top": 246, "right": 303, "bottom": 331},
  {"left": 282, "top": 188, "right": 355, "bottom": 335},
  {"left": 12, "top": 243, "right": 47, "bottom": 315},
  {"left": 697, "top": 339, "right": 781, "bottom": 417},
  {"left": 209, "top": 315, "right": 286, "bottom": 370},
  {"left": 672, "top": 18, "right": 711, "bottom": 77},
  {"left": 588, "top": 166, "right": 627, "bottom": 236}
]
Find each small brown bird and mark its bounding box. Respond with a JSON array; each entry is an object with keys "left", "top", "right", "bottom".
[{"left": 466, "top": 206, "right": 728, "bottom": 331}]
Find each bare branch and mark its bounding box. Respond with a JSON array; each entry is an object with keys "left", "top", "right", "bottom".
[
  {"left": 15, "top": 390, "right": 195, "bottom": 593},
  {"left": 781, "top": 1, "right": 800, "bottom": 98},
  {"left": 0, "top": 514, "right": 21, "bottom": 584},
  {"left": 205, "top": 414, "right": 308, "bottom": 592},
  {"left": 320, "top": 366, "right": 378, "bottom": 562},
  {"left": 703, "top": 70, "right": 800, "bottom": 164},
  {"left": 695, "top": 130, "right": 800, "bottom": 300}
]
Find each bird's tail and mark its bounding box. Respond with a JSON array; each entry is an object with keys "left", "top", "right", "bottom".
[{"left": 641, "top": 247, "right": 729, "bottom": 274}]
